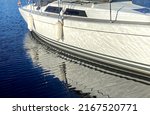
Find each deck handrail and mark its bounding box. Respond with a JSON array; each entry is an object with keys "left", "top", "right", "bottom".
[{"left": 109, "top": 0, "right": 112, "bottom": 23}]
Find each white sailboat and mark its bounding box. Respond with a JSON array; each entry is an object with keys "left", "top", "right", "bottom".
[{"left": 19, "top": 0, "right": 150, "bottom": 76}]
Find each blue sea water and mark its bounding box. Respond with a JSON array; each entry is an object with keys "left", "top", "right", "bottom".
[{"left": 0, "top": 0, "right": 80, "bottom": 98}]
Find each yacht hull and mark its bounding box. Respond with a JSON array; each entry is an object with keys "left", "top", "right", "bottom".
[{"left": 19, "top": 7, "right": 150, "bottom": 77}]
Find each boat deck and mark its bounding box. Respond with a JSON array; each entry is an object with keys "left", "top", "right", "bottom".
[
  {"left": 95, "top": 1, "right": 150, "bottom": 15},
  {"left": 23, "top": 0, "right": 150, "bottom": 23},
  {"left": 51, "top": 0, "right": 150, "bottom": 15},
  {"left": 46, "top": 0, "right": 150, "bottom": 22}
]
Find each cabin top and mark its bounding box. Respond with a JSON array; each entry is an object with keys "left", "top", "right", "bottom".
[{"left": 46, "top": 0, "right": 150, "bottom": 14}]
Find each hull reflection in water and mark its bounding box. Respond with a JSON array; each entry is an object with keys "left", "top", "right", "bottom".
[{"left": 24, "top": 32, "right": 150, "bottom": 98}]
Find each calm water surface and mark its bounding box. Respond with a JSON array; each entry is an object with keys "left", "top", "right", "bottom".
[
  {"left": 0, "top": 0, "right": 80, "bottom": 98},
  {"left": 0, "top": 0, "right": 150, "bottom": 98}
]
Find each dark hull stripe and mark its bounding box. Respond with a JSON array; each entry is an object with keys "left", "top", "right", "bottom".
[{"left": 31, "top": 31, "right": 150, "bottom": 80}]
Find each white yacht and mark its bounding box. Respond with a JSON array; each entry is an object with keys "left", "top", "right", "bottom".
[{"left": 19, "top": 0, "right": 150, "bottom": 76}]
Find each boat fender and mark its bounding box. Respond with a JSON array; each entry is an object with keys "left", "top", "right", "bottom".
[
  {"left": 28, "top": 14, "right": 34, "bottom": 31},
  {"left": 55, "top": 21, "right": 63, "bottom": 41}
]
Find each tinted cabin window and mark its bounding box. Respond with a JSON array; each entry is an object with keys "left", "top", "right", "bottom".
[
  {"left": 45, "top": 6, "right": 62, "bottom": 14},
  {"left": 64, "top": 9, "right": 87, "bottom": 17}
]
